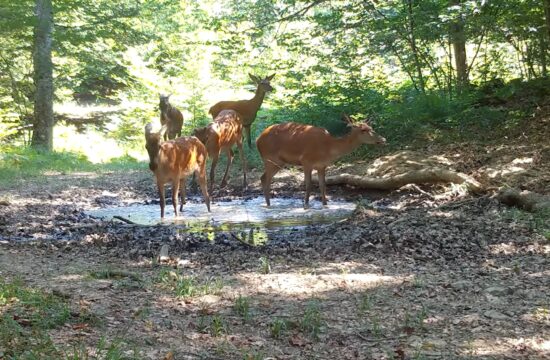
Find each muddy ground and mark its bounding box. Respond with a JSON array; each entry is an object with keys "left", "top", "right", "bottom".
[{"left": 0, "top": 137, "right": 549, "bottom": 359}]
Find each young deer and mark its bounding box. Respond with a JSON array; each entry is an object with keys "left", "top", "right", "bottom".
[
  {"left": 159, "top": 94, "right": 184, "bottom": 140},
  {"left": 145, "top": 123, "right": 210, "bottom": 219},
  {"left": 208, "top": 74, "right": 274, "bottom": 147},
  {"left": 256, "top": 114, "right": 386, "bottom": 208},
  {"left": 193, "top": 109, "right": 247, "bottom": 192}
]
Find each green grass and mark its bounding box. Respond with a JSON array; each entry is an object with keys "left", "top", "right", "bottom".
[
  {"left": 0, "top": 279, "right": 143, "bottom": 359},
  {"left": 502, "top": 207, "right": 550, "bottom": 241},
  {"left": 300, "top": 300, "right": 324, "bottom": 340},
  {"left": 0, "top": 145, "right": 144, "bottom": 189},
  {"left": 234, "top": 295, "right": 251, "bottom": 322},
  {"left": 156, "top": 268, "right": 225, "bottom": 298}
]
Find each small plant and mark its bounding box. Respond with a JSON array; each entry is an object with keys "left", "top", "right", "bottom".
[
  {"left": 270, "top": 318, "right": 288, "bottom": 339},
  {"left": 369, "top": 315, "right": 382, "bottom": 337},
  {"left": 259, "top": 256, "right": 271, "bottom": 274},
  {"left": 197, "top": 315, "right": 209, "bottom": 334},
  {"left": 175, "top": 276, "right": 196, "bottom": 297},
  {"left": 404, "top": 306, "right": 428, "bottom": 332},
  {"left": 412, "top": 277, "right": 424, "bottom": 289},
  {"left": 210, "top": 315, "right": 227, "bottom": 337},
  {"left": 300, "top": 301, "right": 323, "bottom": 340},
  {"left": 242, "top": 349, "right": 265, "bottom": 360},
  {"left": 234, "top": 295, "right": 251, "bottom": 322},
  {"left": 202, "top": 276, "right": 225, "bottom": 296},
  {"left": 358, "top": 292, "right": 373, "bottom": 314}
]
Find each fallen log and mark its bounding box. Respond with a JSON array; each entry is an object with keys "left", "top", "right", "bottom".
[
  {"left": 496, "top": 188, "right": 550, "bottom": 213},
  {"left": 313, "top": 168, "right": 484, "bottom": 193}
]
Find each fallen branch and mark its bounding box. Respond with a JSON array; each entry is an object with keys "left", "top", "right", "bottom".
[
  {"left": 496, "top": 188, "right": 550, "bottom": 213},
  {"left": 112, "top": 215, "right": 138, "bottom": 225},
  {"left": 313, "top": 168, "right": 484, "bottom": 193}
]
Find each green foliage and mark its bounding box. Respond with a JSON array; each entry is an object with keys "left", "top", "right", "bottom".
[
  {"left": 0, "top": 279, "right": 68, "bottom": 357},
  {"left": 300, "top": 300, "right": 324, "bottom": 340},
  {"left": 269, "top": 318, "right": 288, "bottom": 339},
  {"left": 156, "top": 269, "right": 225, "bottom": 298},
  {"left": 0, "top": 145, "right": 143, "bottom": 189},
  {"left": 234, "top": 295, "right": 251, "bottom": 322},
  {"left": 258, "top": 256, "right": 271, "bottom": 274}
]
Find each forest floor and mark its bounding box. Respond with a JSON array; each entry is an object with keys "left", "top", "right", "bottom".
[{"left": 0, "top": 110, "right": 549, "bottom": 359}]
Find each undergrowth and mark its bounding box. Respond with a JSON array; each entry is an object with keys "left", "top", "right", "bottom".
[{"left": 0, "top": 279, "right": 138, "bottom": 359}]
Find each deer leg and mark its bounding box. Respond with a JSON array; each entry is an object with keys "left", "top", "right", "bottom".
[
  {"left": 196, "top": 168, "right": 211, "bottom": 212},
  {"left": 245, "top": 126, "right": 252, "bottom": 148},
  {"left": 261, "top": 162, "right": 279, "bottom": 207},
  {"left": 237, "top": 141, "right": 247, "bottom": 190},
  {"left": 304, "top": 167, "right": 313, "bottom": 209},
  {"left": 317, "top": 168, "right": 328, "bottom": 205},
  {"left": 158, "top": 181, "right": 166, "bottom": 219},
  {"left": 179, "top": 177, "right": 187, "bottom": 212},
  {"left": 172, "top": 180, "right": 180, "bottom": 217},
  {"left": 209, "top": 154, "right": 219, "bottom": 192},
  {"left": 220, "top": 148, "right": 233, "bottom": 187}
]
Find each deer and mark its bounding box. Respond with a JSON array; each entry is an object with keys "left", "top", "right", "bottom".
[
  {"left": 208, "top": 73, "right": 274, "bottom": 148},
  {"left": 145, "top": 123, "right": 210, "bottom": 219},
  {"left": 159, "top": 94, "right": 184, "bottom": 140},
  {"left": 256, "top": 114, "right": 386, "bottom": 208},
  {"left": 192, "top": 109, "right": 247, "bottom": 192}
]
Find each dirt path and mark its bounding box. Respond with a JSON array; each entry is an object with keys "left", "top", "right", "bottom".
[{"left": 0, "top": 167, "right": 549, "bottom": 359}]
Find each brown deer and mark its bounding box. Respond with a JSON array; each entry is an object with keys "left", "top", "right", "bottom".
[
  {"left": 193, "top": 109, "right": 247, "bottom": 192},
  {"left": 159, "top": 94, "right": 184, "bottom": 140},
  {"left": 145, "top": 123, "right": 210, "bottom": 219},
  {"left": 256, "top": 114, "right": 386, "bottom": 208},
  {"left": 208, "top": 74, "right": 274, "bottom": 147}
]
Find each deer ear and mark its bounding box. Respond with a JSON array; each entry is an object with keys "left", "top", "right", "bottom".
[
  {"left": 145, "top": 123, "right": 153, "bottom": 139},
  {"left": 266, "top": 73, "right": 275, "bottom": 81},
  {"left": 249, "top": 73, "right": 260, "bottom": 83},
  {"left": 341, "top": 113, "right": 353, "bottom": 124}
]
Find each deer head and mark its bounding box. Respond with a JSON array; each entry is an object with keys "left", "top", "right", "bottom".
[
  {"left": 145, "top": 123, "right": 167, "bottom": 171},
  {"left": 249, "top": 73, "right": 275, "bottom": 93},
  {"left": 342, "top": 114, "right": 386, "bottom": 145},
  {"left": 159, "top": 94, "right": 171, "bottom": 112},
  {"left": 192, "top": 126, "right": 209, "bottom": 145}
]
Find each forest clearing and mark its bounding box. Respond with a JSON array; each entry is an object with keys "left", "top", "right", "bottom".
[{"left": 1, "top": 1, "right": 549, "bottom": 359}]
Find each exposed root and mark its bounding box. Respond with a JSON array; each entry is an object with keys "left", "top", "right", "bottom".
[{"left": 314, "top": 168, "right": 484, "bottom": 193}]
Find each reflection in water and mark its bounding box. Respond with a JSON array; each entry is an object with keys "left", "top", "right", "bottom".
[{"left": 86, "top": 197, "right": 356, "bottom": 246}]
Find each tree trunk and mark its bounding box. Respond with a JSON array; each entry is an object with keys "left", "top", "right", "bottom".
[
  {"left": 31, "top": 0, "right": 54, "bottom": 151},
  {"left": 406, "top": 0, "right": 426, "bottom": 93},
  {"left": 449, "top": 0, "right": 469, "bottom": 91},
  {"left": 544, "top": 0, "right": 550, "bottom": 43}
]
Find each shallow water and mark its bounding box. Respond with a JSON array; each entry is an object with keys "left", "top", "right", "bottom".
[{"left": 86, "top": 196, "right": 356, "bottom": 245}]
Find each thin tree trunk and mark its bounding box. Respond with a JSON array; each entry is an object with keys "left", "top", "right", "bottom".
[
  {"left": 31, "top": 0, "right": 54, "bottom": 151},
  {"left": 544, "top": 0, "right": 550, "bottom": 43},
  {"left": 449, "top": 0, "right": 469, "bottom": 91},
  {"left": 406, "top": 0, "right": 426, "bottom": 93}
]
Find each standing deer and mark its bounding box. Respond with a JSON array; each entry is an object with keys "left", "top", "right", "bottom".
[
  {"left": 208, "top": 73, "right": 274, "bottom": 147},
  {"left": 145, "top": 123, "right": 210, "bottom": 219},
  {"left": 256, "top": 114, "right": 386, "bottom": 208},
  {"left": 159, "top": 94, "right": 184, "bottom": 140},
  {"left": 193, "top": 109, "right": 247, "bottom": 192}
]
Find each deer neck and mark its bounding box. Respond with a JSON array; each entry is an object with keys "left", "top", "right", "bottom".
[
  {"left": 249, "top": 86, "right": 266, "bottom": 112},
  {"left": 330, "top": 130, "right": 363, "bottom": 160}
]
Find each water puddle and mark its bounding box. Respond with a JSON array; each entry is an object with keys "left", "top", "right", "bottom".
[{"left": 86, "top": 197, "right": 357, "bottom": 245}]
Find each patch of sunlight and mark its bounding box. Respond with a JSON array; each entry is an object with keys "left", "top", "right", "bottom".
[
  {"left": 55, "top": 102, "right": 122, "bottom": 116},
  {"left": 489, "top": 242, "right": 548, "bottom": 255},
  {"left": 54, "top": 125, "right": 127, "bottom": 163},
  {"left": 465, "top": 337, "right": 550, "bottom": 356},
  {"left": 487, "top": 157, "right": 533, "bottom": 178},
  {"left": 52, "top": 274, "right": 86, "bottom": 282},
  {"left": 236, "top": 271, "right": 405, "bottom": 297}
]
